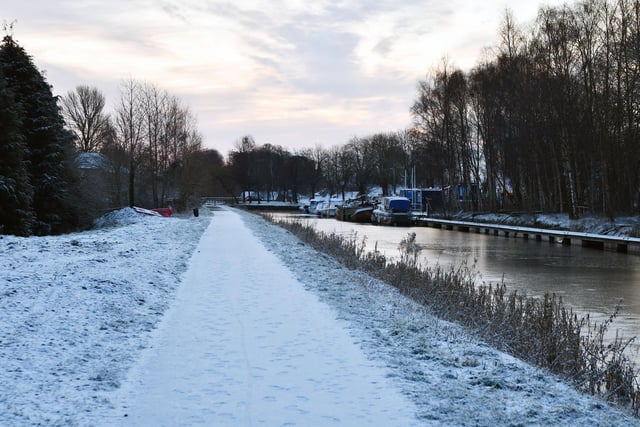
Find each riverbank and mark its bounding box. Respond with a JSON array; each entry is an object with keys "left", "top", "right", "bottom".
[
  {"left": 237, "top": 199, "right": 640, "bottom": 238},
  {"left": 0, "top": 206, "right": 637, "bottom": 424},
  {"left": 237, "top": 208, "right": 639, "bottom": 424}
]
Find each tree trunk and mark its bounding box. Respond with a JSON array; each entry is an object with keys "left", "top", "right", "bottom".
[{"left": 128, "top": 161, "right": 136, "bottom": 208}]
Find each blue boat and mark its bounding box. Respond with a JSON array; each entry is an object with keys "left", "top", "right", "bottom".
[{"left": 371, "top": 197, "right": 412, "bottom": 225}]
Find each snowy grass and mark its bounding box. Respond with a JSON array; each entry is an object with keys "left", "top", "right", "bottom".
[
  {"left": 0, "top": 208, "right": 210, "bottom": 425},
  {"left": 266, "top": 214, "right": 640, "bottom": 416}
]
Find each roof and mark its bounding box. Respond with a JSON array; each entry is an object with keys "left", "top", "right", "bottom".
[{"left": 74, "top": 152, "right": 113, "bottom": 171}]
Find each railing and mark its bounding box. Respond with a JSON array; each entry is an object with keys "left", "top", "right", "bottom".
[{"left": 200, "top": 197, "right": 235, "bottom": 207}]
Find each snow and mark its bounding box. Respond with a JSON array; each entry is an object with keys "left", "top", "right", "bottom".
[
  {"left": 93, "top": 207, "right": 160, "bottom": 228},
  {"left": 458, "top": 211, "right": 640, "bottom": 237},
  {"left": 94, "top": 209, "right": 419, "bottom": 426},
  {"left": 0, "top": 209, "right": 208, "bottom": 425},
  {"left": 74, "top": 152, "right": 113, "bottom": 172},
  {"left": 0, "top": 206, "right": 638, "bottom": 425}
]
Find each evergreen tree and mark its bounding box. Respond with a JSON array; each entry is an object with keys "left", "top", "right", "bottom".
[
  {"left": 0, "top": 68, "right": 33, "bottom": 235},
  {"left": 0, "top": 35, "right": 77, "bottom": 234}
]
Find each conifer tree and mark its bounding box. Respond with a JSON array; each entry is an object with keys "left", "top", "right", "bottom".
[
  {"left": 0, "top": 68, "right": 33, "bottom": 235},
  {"left": 0, "top": 35, "right": 77, "bottom": 234}
]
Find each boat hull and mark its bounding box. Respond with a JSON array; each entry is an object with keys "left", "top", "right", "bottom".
[
  {"left": 371, "top": 210, "right": 412, "bottom": 226},
  {"left": 336, "top": 205, "right": 373, "bottom": 222},
  {"left": 351, "top": 207, "right": 373, "bottom": 222}
]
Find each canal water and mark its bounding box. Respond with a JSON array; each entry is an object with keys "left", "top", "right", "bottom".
[{"left": 273, "top": 213, "right": 640, "bottom": 356}]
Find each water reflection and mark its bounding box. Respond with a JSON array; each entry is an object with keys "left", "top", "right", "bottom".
[{"left": 273, "top": 213, "right": 640, "bottom": 351}]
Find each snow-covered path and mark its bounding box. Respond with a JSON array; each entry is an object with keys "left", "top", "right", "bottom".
[{"left": 99, "top": 208, "right": 420, "bottom": 426}]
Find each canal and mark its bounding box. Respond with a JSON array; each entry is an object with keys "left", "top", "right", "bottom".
[{"left": 274, "top": 213, "right": 640, "bottom": 354}]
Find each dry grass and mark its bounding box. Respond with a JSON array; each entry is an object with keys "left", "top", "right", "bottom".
[{"left": 267, "top": 214, "right": 640, "bottom": 415}]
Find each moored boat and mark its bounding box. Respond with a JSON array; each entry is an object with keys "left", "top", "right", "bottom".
[
  {"left": 315, "top": 200, "right": 341, "bottom": 217},
  {"left": 371, "top": 196, "right": 412, "bottom": 225},
  {"left": 351, "top": 205, "right": 374, "bottom": 222},
  {"left": 335, "top": 196, "right": 374, "bottom": 222},
  {"left": 299, "top": 198, "right": 321, "bottom": 214}
]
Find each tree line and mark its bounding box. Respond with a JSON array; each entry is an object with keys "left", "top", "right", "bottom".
[
  {"left": 413, "top": 0, "right": 640, "bottom": 218},
  {"left": 63, "top": 77, "right": 227, "bottom": 220},
  {"left": 226, "top": 131, "right": 415, "bottom": 204},
  {"left": 63, "top": 78, "right": 215, "bottom": 211},
  {"left": 230, "top": 0, "right": 640, "bottom": 218},
  {"left": 0, "top": 32, "right": 222, "bottom": 236}
]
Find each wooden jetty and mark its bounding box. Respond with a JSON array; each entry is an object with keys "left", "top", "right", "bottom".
[{"left": 414, "top": 217, "right": 640, "bottom": 253}]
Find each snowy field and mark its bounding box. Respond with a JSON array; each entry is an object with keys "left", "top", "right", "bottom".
[
  {"left": 0, "top": 209, "right": 209, "bottom": 425},
  {"left": 0, "top": 206, "right": 638, "bottom": 425}
]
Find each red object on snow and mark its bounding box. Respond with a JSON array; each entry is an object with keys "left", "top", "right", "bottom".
[{"left": 152, "top": 207, "right": 172, "bottom": 217}]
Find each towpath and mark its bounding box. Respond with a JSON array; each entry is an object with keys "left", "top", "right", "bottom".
[{"left": 98, "top": 208, "right": 420, "bottom": 426}]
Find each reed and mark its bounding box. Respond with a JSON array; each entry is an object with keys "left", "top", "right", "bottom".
[{"left": 266, "top": 214, "right": 640, "bottom": 415}]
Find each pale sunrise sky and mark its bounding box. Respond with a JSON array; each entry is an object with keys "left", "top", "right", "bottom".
[{"left": 2, "top": 1, "right": 576, "bottom": 157}]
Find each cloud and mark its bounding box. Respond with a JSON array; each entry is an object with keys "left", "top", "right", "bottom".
[{"left": 3, "top": 0, "right": 578, "bottom": 156}]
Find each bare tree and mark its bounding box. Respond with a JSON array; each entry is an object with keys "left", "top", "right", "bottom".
[
  {"left": 299, "top": 144, "right": 325, "bottom": 198},
  {"left": 229, "top": 135, "right": 257, "bottom": 201},
  {"left": 499, "top": 9, "right": 525, "bottom": 59},
  {"left": 322, "top": 146, "right": 341, "bottom": 197},
  {"left": 369, "top": 132, "right": 405, "bottom": 196},
  {"left": 61, "top": 85, "right": 110, "bottom": 152},
  {"left": 161, "top": 97, "right": 202, "bottom": 207},
  {"left": 345, "top": 137, "right": 374, "bottom": 196},
  {"left": 140, "top": 83, "right": 169, "bottom": 207},
  {"left": 334, "top": 145, "right": 355, "bottom": 200},
  {"left": 99, "top": 120, "right": 127, "bottom": 207},
  {"left": 114, "top": 78, "right": 146, "bottom": 207}
]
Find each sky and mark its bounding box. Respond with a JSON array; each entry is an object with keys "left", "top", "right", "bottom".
[{"left": 2, "top": 0, "right": 576, "bottom": 157}]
